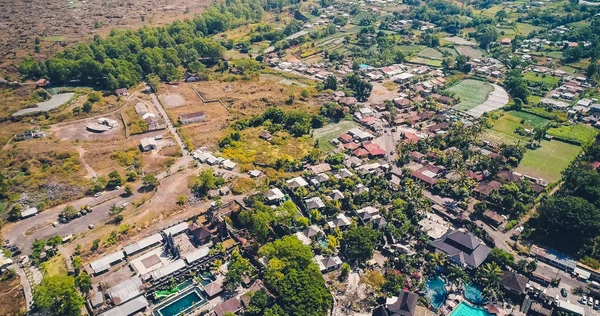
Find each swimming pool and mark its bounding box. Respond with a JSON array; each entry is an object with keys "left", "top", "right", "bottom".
[
  {"left": 199, "top": 272, "right": 215, "bottom": 286},
  {"left": 425, "top": 276, "right": 448, "bottom": 309},
  {"left": 463, "top": 284, "right": 486, "bottom": 305},
  {"left": 451, "top": 302, "right": 492, "bottom": 316},
  {"left": 153, "top": 287, "right": 208, "bottom": 316}
]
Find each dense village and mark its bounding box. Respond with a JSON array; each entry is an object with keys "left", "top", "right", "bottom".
[{"left": 3, "top": 0, "right": 600, "bottom": 315}]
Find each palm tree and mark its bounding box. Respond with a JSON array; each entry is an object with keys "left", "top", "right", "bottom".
[
  {"left": 446, "top": 265, "right": 467, "bottom": 288},
  {"left": 429, "top": 252, "right": 447, "bottom": 269},
  {"left": 477, "top": 262, "right": 503, "bottom": 302}
]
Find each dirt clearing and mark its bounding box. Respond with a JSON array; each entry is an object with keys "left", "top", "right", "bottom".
[{"left": 160, "top": 94, "right": 188, "bottom": 108}]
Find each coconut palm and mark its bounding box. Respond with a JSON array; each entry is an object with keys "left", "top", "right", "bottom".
[
  {"left": 445, "top": 265, "right": 467, "bottom": 288},
  {"left": 477, "top": 262, "right": 503, "bottom": 302}
]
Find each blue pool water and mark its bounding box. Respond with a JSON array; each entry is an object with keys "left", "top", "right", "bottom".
[
  {"left": 155, "top": 288, "right": 207, "bottom": 316},
  {"left": 199, "top": 272, "right": 215, "bottom": 286},
  {"left": 425, "top": 276, "right": 448, "bottom": 309},
  {"left": 464, "top": 284, "right": 486, "bottom": 305},
  {"left": 451, "top": 302, "right": 492, "bottom": 316}
]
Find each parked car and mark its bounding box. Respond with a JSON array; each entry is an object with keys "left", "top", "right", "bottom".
[
  {"left": 561, "top": 288, "right": 567, "bottom": 297},
  {"left": 94, "top": 192, "right": 102, "bottom": 197},
  {"left": 588, "top": 298, "right": 593, "bottom": 306},
  {"left": 594, "top": 300, "right": 599, "bottom": 310},
  {"left": 88, "top": 224, "right": 94, "bottom": 229},
  {"left": 52, "top": 222, "right": 58, "bottom": 227},
  {"left": 581, "top": 296, "right": 587, "bottom": 304}
]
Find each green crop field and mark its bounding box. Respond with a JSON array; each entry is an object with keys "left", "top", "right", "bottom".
[
  {"left": 547, "top": 124, "right": 599, "bottom": 147},
  {"left": 408, "top": 57, "right": 442, "bottom": 67},
  {"left": 445, "top": 79, "right": 494, "bottom": 111},
  {"left": 313, "top": 120, "right": 359, "bottom": 151},
  {"left": 516, "top": 140, "right": 582, "bottom": 183},
  {"left": 396, "top": 45, "right": 426, "bottom": 53},
  {"left": 417, "top": 47, "right": 444, "bottom": 60},
  {"left": 456, "top": 46, "right": 484, "bottom": 59},
  {"left": 523, "top": 72, "right": 560, "bottom": 88}
]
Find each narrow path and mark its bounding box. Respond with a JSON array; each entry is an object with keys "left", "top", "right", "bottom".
[
  {"left": 13, "top": 265, "right": 32, "bottom": 310},
  {"left": 148, "top": 86, "right": 187, "bottom": 154},
  {"left": 76, "top": 146, "right": 97, "bottom": 178}
]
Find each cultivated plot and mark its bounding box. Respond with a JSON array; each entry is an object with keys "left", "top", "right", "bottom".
[{"left": 313, "top": 120, "right": 359, "bottom": 151}]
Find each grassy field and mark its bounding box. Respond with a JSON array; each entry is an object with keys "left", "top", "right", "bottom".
[
  {"left": 222, "top": 127, "right": 314, "bottom": 169},
  {"left": 516, "top": 23, "right": 542, "bottom": 36},
  {"left": 523, "top": 72, "right": 560, "bottom": 88},
  {"left": 445, "top": 79, "right": 494, "bottom": 111},
  {"left": 396, "top": 45, "right": 426, "bottom": 53},
  {"left": 439, "top": 47, "right": 458, "bottom": 57},
  {"left": 313, "top": 120, "right": 359, "bottom": 151},
  {"left": 547, "top": 124, "right": 599, "bottom": 147},
  {"left": 417, "top": 47, "right": 444, "bottom": 60},
  {"left": 516, "top": 140, "right": 581, "bottom": 183},
  {"left": 506, "top": 110, "right": 551, "bottom": 128},
  {"left": 408, "top": 56, "right": 442, "bottom": 67},
  {"left": 40, "top": 254, "right": 68, "bottom": 276}
]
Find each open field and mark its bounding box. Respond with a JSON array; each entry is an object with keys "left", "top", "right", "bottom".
[
  {"left": 408, "top": 57, "right": 442, "bottom": 67},
  {"left": 504, "top": 111, "right": 551, "bottom": 128},
  {"left": 516, "top": 140, "right": 582, "bottom": 183},
  {"left": 456, "top": 46, "right": 485, "bottom": 59},
  {"left": 0, "top": 275, "right": 27, "bottom": 316},
  {"left": 417, "top": 47, "right": 444, "bottom": 60},
  {"left": 443, "top": 36, "right": 477, "bottom": 46},
  {"left": 523, "top": 72, "right": 561, "bottom": 88},
  {"left": 547, "top": 124, "right": 599, "bottom": 147},
  {"left": 396, "top": 45, "right": 426, "bottom": 54},
  {"left": 313, "top": 121, "right": 359, "bottom": 151},
  {"left": 0, "top": 0, "right": 213, "bottom": 74},
  {"left": 221, "top": 127, "right": 314, "bottom": 169},
  {"left": 481, "top": 128, "right": 523, "bottom": 145},
  {"left": 446, "top": 79, "right": 494, "bottom": 111}
]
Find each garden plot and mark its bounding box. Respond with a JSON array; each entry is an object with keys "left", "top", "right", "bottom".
[
  {"left": 446, "top": 79, "right": 508, "bottom": 117},
  {"left": 417, "top": 47, "right": 444, "bottom": 60},
  {"left": 465, "top": 85, "right": 509, "bottom": 118},
  {"left": 456, "top": 46, "right": 484, "bottom": 59},
  {"left": 443, "top": 36, "right": 477, "bottom": 46}
]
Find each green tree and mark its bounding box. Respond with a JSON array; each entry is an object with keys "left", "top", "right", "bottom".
[
  {"left": 225, "top": 250, "right": 253, "bottom": 292},
  {"left": 475, "top": 24, "right": 498, "bottom": 49},
  {"left": 147, "top": 74, "right": 160, "bottom": 92},
  {"left": 61, "top": 205, "right": 78, "bottom": 220},
  {"left": 75, "top": 273, "right": 93, "bottom": 295},
  {"left": 33, "top": 275, "right": 84, "bottom": 316},
  {"left": 107, "top": 170, "right": 122, "bottom": 189},
  {"left": 341, "top": 226, "right": 381, "bottom": 265},
  {"left": 142, "top": 174, "right": 158, "bottom": 189},
  {"left": 323, "top": 75, "right": 338, "bottom": 90}
]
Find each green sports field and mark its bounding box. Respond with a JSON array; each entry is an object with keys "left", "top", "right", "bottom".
[
  {"left": 516, "top": 140, "right": 581, "bottom": 183},
  {"left": 445, "top": 79, "right": 494, "bottom": 111}
]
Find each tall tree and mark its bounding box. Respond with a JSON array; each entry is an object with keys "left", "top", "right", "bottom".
[{"left": 33, "top": 275, "right": 84, "bottom": 316}]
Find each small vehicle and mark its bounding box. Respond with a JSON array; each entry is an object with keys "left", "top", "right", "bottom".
[
  {"left": 581, "top": 296, "right": 587, "bottom": 304},
  {"left": 88, "top": 224, "right": 94, "bottom": 229},
  {"left": 94, "top": 192, "right": 102, "bottom": 197},
  {"left": 588, "top": 298, "right": 593, "bottom": 306},
  {"left": 154, "top": 135, "right": 163, "bottom": 140},
  {"left": 389, "top": 151, "right": 394, "bottom": 155},
  {"left": 80, "top": 209, "right": 87, "bottom": 215},
  {"left": 594, "top": 300, "right": 599, "bottom": 310},
  {"left": 52, "top": 222, "right": 58, "bottom": 227},
  {"left": 115, "top": 186, "right": 121, "bottom": 190},
  {"left": 561, "top": 288, "right": 567, "bottom": 297}
]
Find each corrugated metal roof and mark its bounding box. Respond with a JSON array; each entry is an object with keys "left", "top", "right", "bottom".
[
  {"left": 21, "top": 207, "right": 38, "bottom": 217},
  {"left": 90, "top": 251, "right": 125, "bottom": 274},
  {"left": 184, "top": 247, "right": 210, "bottom": 264},
  {"left": 99, "top": 295, "right": 148, "bottom": 316},
  {"left": 162, "top": 222, "right": 189, "bottom": 236},
  {"left": 150, "top": 259, "right": 186, "bottom": 280},
  {"left": 123, "top": 234, "right": 163, "bottom": 255},
  {"left": 108, "top": 276, "right": 143, "bottom": 305}
]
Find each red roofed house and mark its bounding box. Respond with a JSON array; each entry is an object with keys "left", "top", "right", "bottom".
[
  {"left": 363, "top": 143, "right": 386, "bottom": 157},
  {"left": 473, "top": 180, "right": 502, "bottom": 199},
  {"left": 36, "top": 78, "right": 50, "bottom": 87},
  {"left": 361, "top": 116, "right": 379, "bottom": 126},
  {"left": 568, "top": 42, "right": 578, "bottom": 47},
  {"left": 344, "top": 142, "right": 360, "bottom": 150},
  {"left": 404, "top": 132, "right": 420, "bottom": 144},
  {"left": 339, "top": 134, "right": 353, "bottom": 143},
  {"left": 354, "top": 148, "right": 369, "bottom": 157},
  {"left": 411, "top": 164, "right": 442, "bottom": 187},
  {"left": 501, "top": 38, "right": 512, "bottom": 46},
  {"left": 592, "top": 161, "right": 600, "bottom": 170}
]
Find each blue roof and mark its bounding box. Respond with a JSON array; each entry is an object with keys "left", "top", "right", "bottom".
[{"left": 359, "top": 64, "right": 370, "bottom": 69}]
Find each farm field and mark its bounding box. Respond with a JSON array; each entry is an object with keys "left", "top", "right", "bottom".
[
  {"left": 547, "top": 124, "right": 599, "bottom": 147},
  {"left": 443, "top": 36, "right": 477, "bottom": 46},
  {"left": 439, "top": 47, "right": 458, "bottom": 57},
  {"left": 456, "top": 46, "right": 485, "bottom": 59},
  {"left": 523, "top": 72, "right": 561, "bottom": 88},
  {"left": 408, "top": 57, "right": 442, "bottom": 67},
  {"left": 445, "top": 79, "right": 494, "bottom": 111},
  {"left": 505, "top": 111, "right": 551, "bottom": 128},
  {"left": 417, "top": 47, "right": 444, "bottom": 60},
  {"left": 313, "top": 120, "right": 359, "bottom": 151},
  {"left": 516, "top": 140, "right": 582, "bottom": 183},
  {"left": 396, "top": 45, "right": 426, "bottom": 54}
]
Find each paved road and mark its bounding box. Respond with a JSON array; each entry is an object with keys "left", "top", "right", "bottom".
[
  {"left": 5, "top": 190, "right": 136, "bottom": 255},
  {"left": 13, "top": 265, "right": 32, "bottom": 309}
]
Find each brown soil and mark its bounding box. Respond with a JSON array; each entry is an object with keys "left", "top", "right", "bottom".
[{"left": 0, "top": 275, "right": 27, "bottom": 316}]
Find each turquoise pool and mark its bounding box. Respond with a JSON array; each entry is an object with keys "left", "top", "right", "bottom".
[
  {"left": 451, "top": 302, "right": 492, "bottom": 316},
  {"left": 199, "top": 272, "right": 215, "bottom": 286},
  {"left": 425, "top": 276, "right": 448, "bottom": 309},
  {"left": 464, "top": 284, "right": 486, "bottom": 305},
  {"left": 153, "top": 287, "right": 207, "bottom": 316}
]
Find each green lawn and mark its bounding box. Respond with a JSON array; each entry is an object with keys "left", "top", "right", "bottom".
[
  {"left": 42, "top": 36, "right": 66, "bottom": 42},
  {"left": 396, "top": 45, "right": 426, "bottom": 53},
  {"left": 446, "top": 79, "right": 494, "bottom": 111},
  {"left": 523, "top": 72, "right": 560, "bottom": 88},
  {"left": 506, "top": 111, "right": 551, "bottom": 128},
  {"left": 547, "top": 124, "right": 599, "bottom": 147},
  {"left": 516, "top": 23, "right": 541, "bottom": 36},
  {"left": 313, "top": 120, "right": 359, "bottom": 151},
  {"left": 516, "top": 140, "right": 582, "bottom": 183}
]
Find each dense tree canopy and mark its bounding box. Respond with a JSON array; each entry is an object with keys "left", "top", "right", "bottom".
[
  {"left": 341, "top": 226, "right": 381, "bottom": 265},
  {"left": 259, "top": 236, "right": 333, "bottom": 316},
  {"left": 33, "top": 275, "right": 84, "bottom": 316}
]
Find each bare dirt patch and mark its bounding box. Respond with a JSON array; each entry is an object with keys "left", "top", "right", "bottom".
[
  {"left": 0, "top": 275, "right": 27, "bottom": 316},
  {"left": 50, "top": 113, "right": 124, "bottom": 141},
  {"left": 160, "top": 93, "right": 188, "bottom": 108}
]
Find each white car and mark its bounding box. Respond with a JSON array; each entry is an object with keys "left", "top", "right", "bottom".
[
  {"left": 581, "top": 296, "right": 587, "bottom": 304},
  {"left": 94, "top": 192, "right": 102, "bottom": 197},
  {"left": 588, "top": 298, "right": 594, "bottom": 306},
  {"left": 52, "top": 222, "right": 58, "bottom": 227},
  {"left": 594, "top": 300, "right": 599, "bottom": 310},
  {"left": 88, "top": 224, "right": 94, "bottom": 229}
]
